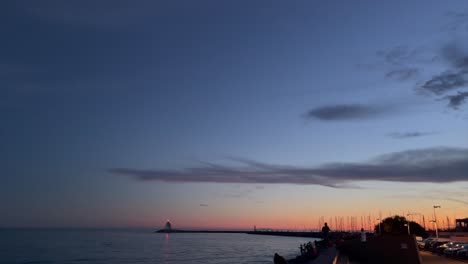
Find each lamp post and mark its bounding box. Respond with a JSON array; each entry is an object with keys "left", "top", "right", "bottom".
[
  {"left": 430, "top": 220, "right": 439, "bottom": 240},
  {"left": 433, "top": 206, "right": 441, "bottom": 240},
  {"left": 406, "top": 213, "right": 417, "bottom": 235},
  {"left": 406, "top": 216, "right": 411, "bottom": 235}
]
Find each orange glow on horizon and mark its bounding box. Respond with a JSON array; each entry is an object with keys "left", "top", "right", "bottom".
[{"left": 139, "top": 211, "right": 467, "bottom": 232}]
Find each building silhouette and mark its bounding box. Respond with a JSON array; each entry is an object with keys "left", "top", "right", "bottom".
[{"left": 456, "top": 218, "right": 468, "bottom": 232}]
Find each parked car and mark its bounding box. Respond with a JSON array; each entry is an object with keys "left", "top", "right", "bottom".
[
  {"left": 443, "top": 243, "right": 467, "bottom": 257},
  {"left": 435, "top": 242, "right": 453, "bottom": 255},
  {"left": 418, "top": 238, "right": 432, "bottom": 250},
  {"left": 428, "top": 240, "right": 451, "bottom": 253},
  {"left": 435, "top": 241, "right": 461, "bottom": 255},
  {"left": 421, "top": 238, "right": 435, "bottom": 250},
  {"left": 455, "top": 245, "right": 468, "bottom": 259},
  {"left": 415, "top": 236, "right": 423, "bottom": 247}
]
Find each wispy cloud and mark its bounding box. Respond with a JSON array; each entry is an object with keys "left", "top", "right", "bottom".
[
  {"left": 441, "top": 43, "right": 468, "bottom": 69},
  {"left": 445, "top": 197, "right": 468, "bottom": 206},
  {"left": 417, "top": 43, "right": 468, "bottom": 108},
  {"left": 376, "top": 46, "right": 436, "bottom": 66},
  {"left": 371, "top": 29, "right": 468, "bottom": 110},
  {"left": 420, "top": 71, "right": 468, "bottom": 95},
  {"left": 443, "top": 91, "right": 468, "bottom": 109},
  {"left": 109, "top": 147, "right": 468, "bottom": 188},
  {"left": 373, "top": 46, "right": 434, "bottom": 83},
  {"left": 385, "top": 68, "right": 420, "bottom": 81},
  {"left": 199, "top": 204, "right": 209, "bottom": 207},
  {"left": 305, "top": 104, "right": 387, "bottom": 121},
  {"left": 387, "top": 132, "right": 435, "bottom": 139}
]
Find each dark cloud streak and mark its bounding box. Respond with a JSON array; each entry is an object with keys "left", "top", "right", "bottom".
[
  {"left": 419, "top": 44, "right": 468, "bottom": 108},
  {"left": 387, "top": 132, "right": 435, "bottom": 139},
  {"left": 385, "top": 68, "right": 420, "bottom": 81},
  {"left": 441, "top": 43, "right": 468, "bottom": 69},
  {"left": 375, "top": 41, "right": 468, "bottom": 109},
  {"left": 109, "top": 147, "right": 468, "bottom": 188},
  {"left": 445, "top": 198, "right": 468, "bottom": 206},
  {"left": 305, "top": 104, "right": 386, "bottom": 121},
  {"left": 377, "top": 46, "right": 436, "bottom": 66},
  {"left": 443, "top": 91, "right": 468, "bottom": 109},
  {"left": 420, "top": 71, "right": 468, "bottom": 95}
]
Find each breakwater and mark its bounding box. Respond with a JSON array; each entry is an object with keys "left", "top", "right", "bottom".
[
  {"left": 155, "top": 229, "right": 248, "bottom": 233},
  {"left": 156, "top": 229, "right": 324, "bottom": 239},
  {"left": 248, "top": 231, "right": 322, "bottom": 238}
]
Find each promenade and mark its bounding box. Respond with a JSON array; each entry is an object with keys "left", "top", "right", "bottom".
[
  {"left": 335, "top": 251, "right": 468, "bottom": 264},
  {"left": 419, "top": 251, "right": 467, "bottom": 264},
  {"left": 306, "top": 247, "right": 337, "bottom": 264}
]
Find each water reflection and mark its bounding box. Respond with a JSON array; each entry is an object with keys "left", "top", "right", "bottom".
[{"left": 163, "top": 233, "right": 170, "bottom": 264}]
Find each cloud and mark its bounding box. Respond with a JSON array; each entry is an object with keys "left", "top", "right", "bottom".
[
  {"left": 377, "top": 46, "right": 410, "bottom": 65},
  {"left": 373, "top": 42, "right": 468, "bottom": 109},
  {"left": 376, "top": 46, "right": 436, "bottom": 66},
  {"left": 419, "top": 44, "right": 468, "bottom": 97},
  {"left": 420, "top": 71, "right": 468, "bottom": 95},
  {"left": 109, "top": 147, "right": 468, "bottom": 188},
  {"left": 372, "top": 46, "right": 432, "bottom": 83},
  {"left": 445, "top": 197, "right": 468, "bottom": 206},
  {"left": 441, "top": 43, "right": 468, "bottom": 69},
  {"left": 385, "top": 68, "right": 420, "bottom": 81},
  {"left": 305, "top": 104, "right": 386, "bottom": 121},
  {"left": 443, "top": 91, "right": 468, "bottom": 109},
  {"left": 199, "top": 204, "right": 209, "bottom": 207},
  {"left": 387, "top": 132, "right": 435, "bottom": 139}
]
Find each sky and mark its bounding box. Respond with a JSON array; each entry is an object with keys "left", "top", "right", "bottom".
[{"left": 1, "top": 0, "right": 468, "bottom": 230}]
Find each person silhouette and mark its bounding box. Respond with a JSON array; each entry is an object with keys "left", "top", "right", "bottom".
[
  {"left": 322, "top": 222, "right": 330, "bottom": 240},
  {"left": 360, "top": 228, "right": 366, "bottom": 243}
]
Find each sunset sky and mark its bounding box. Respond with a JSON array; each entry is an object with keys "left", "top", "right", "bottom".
[{"left": 1, "top": 0, "right": 468, "bottom": 230}]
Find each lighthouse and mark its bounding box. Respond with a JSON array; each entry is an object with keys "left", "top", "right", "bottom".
[{"left": 164, "top": 220, "right": 172, "bottom": 232}]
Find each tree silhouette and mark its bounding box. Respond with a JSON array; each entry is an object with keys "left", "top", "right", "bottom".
[{"left": 375, "top": 215, "right": 428, "bottom": 238}]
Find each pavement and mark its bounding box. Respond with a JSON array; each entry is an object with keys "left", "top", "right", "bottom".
[
  {"left": 420, "top": 251, "right": 467, "bottom": 264},
  {"left": 305, "top": 247, "right": 337, "bottom": 264},
  {"left": 333, "top": 250, "right": 467, "bottom": 264},
  {"left": 332, "top": 250, "right": 360, "bottom": 264}
]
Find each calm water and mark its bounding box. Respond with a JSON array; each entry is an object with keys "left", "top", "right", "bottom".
[{"left": 0, "top": 229, "right": 317, "bottom": 264}]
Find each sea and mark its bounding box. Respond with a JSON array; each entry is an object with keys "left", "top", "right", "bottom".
[{"left": 0, "top": 229, "right": 317, "bottom": 264}]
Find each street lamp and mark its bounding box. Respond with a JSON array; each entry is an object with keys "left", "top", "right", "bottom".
[
  {"left": 406, "top": 214, "right": 411, "bottom": 235},
  {"left": 433, "top": 205, "right": 441, "bottom": 240},
  {"left": 429, "top": 220, "right": 439, "bottom": 240},
  {"left": 406, "top": 213, "right": 420, "bottom": 236}
]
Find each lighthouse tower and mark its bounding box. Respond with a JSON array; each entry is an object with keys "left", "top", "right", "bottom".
[{"left": 164, "top": 220, "right": 172, "bottom": 232}]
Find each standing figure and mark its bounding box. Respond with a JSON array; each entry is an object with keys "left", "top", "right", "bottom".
[
  {"left": 322, "top": 222, "right": 330, "bottom": 240},
  {"left": 360, "top": 228, "right": 367, "bottom": 243}
]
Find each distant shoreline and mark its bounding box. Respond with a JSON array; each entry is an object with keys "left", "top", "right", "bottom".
[
  {"left": 155, "top": 229, "right": 248, "bottom": 234},
  {"left": 155, "top": 229, "right": 323, "bottom": 238}
]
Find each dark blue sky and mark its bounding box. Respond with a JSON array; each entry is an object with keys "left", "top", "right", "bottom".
[{"left": 1, "top": 0, "right": 468, "bottom": 228}]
